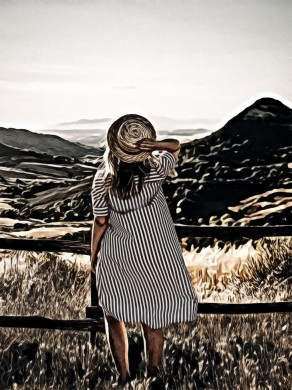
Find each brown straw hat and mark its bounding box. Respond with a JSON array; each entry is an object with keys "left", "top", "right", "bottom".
[{"left": 107, "top": 114, "right": 157, "bottom": 163}]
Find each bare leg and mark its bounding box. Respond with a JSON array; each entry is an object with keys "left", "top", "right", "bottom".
[
  {"left": 104, "top": 314, "right": 131, "bottom": 384},
  {"left": 141, "top": 322, "right": 164, "bottom": 376}
]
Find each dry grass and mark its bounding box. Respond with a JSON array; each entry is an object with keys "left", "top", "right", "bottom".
[
  {"left": 0, "top": 313, "right": 290, "bottom": 389},
  {"left": 0, "top": 251, "right": 90, "bottom": 319},
  {"left": 0, "top": 236, "right": 291, "bottom": 389},
  {"left": 185, "top": 237, "right": 291, "bottom": 304}
]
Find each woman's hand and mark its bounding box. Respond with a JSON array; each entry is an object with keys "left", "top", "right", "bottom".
[
  {"left": 136, "top": 138, "right": 180, "bottom": 152},
  {"left": 135, "top": 138, "right": 160, "bottom": 151},
  {"left": 91, "top": 253, "right": 98, "bottom": 274}
]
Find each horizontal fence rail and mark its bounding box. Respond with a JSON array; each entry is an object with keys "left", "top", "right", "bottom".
[
  {"left": 0, "top": 224, "right": 291, "bottom": 332},
  {"left": 0, "top": 237, "right": 90, "bottom": 255},
  {"left": 174, "top": 224, "right": 292, "bottom": 239},
  {"left": 0, "top": 225, "right": 291, "bottom": 255},
  {"left": 0, "top": 301, "right": 291, "bottom": 332},
  {"left": 0, "top": 316, "right": 104, "bottom": 332}
]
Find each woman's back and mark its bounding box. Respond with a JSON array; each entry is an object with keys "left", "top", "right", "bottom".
[
  {"left": 92, "top": 150, "right": 177, "bottom": 215},
  {"left": 91, "top": 149, "right": 198, "bottom": 329}
]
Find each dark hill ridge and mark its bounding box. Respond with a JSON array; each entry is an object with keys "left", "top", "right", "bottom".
[
  {"left": 168, "top": 97, "right": 291, "bottom": 225},
  {"left": 0, "top": 127, "right": 101, "bottom": 158},
  {"left": 220, "top": 97, "right": 291, "bottom": 157}
]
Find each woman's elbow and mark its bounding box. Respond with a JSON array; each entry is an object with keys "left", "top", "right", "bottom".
[{"left": 94, "top": 215, "right": 108, "bottom": 226}]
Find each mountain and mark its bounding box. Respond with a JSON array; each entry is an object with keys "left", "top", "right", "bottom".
[
  {"left": 0, "top": 127, "right": 101, "bottom": 158},
  {"left": 169, "top": 97, "right": 291, "bottom": 225},
  {"left": 56, "top": 118, "right": 112, "bottom": 126}
]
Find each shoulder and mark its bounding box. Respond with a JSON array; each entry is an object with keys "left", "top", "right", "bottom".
[
  {"left": 160, "top": 150, "right": 176, "bottom": 163},
  {"left": 151, "top": 150, "right": 176, "bottom": 165},
  {"left": 93, "top": 168, "right": 112, "bottom": 189},
  {"left": 95, "top": 166, "right": 106, "bottom": 176},
  {"left": 92, "top": 168, "right": 105, "bottom": 186},
  {"left": 94, "top": 167, "right": 112, "bottom": 179}
]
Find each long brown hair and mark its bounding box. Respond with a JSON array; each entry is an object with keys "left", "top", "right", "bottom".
[{"left": 97, "top": 138, "right": 154, "bottom": 200}]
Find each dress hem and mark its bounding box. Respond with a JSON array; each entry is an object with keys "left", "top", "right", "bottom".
[{"left": 99, "top": 301, "right": 199, "bottom": 329}]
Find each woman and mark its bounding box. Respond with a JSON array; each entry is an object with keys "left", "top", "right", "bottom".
[{"left": 91, "top": 114, "right": 198, "bottom": 387}]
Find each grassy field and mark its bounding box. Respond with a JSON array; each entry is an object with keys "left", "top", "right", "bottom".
[
  {"left": 0, "top": 313, "right": 290, "bottom": 389},
  {"left": 0, "top": 237, "right": 291, "bottom": 389}
]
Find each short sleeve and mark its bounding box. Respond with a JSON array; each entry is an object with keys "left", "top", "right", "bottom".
[
  {"left": 151, "top": 150, "right": 176, "bottom": 180},
  {"left": 91, "top": 170, "right": 109, "bottom": 217}
]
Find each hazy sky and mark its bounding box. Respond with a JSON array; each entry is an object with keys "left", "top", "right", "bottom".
[{"left": 1, "top": 0, "right": 291, "bottom": 131}]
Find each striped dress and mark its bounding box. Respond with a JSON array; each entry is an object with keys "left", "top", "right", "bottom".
[{"left": 91, "top": 150, "right": 198, "bottom": 329}]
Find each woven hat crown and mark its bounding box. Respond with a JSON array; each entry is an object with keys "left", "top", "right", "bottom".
[{"left": 107, "top": 114, "right": 156, "bottom": 162}]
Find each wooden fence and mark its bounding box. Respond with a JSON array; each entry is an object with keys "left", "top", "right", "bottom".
[{"left": 0, "top": 225, "right": 291, "bottom": 333}]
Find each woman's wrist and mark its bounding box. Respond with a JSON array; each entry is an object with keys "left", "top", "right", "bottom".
[{"left": 155, "top": 139, "right": 180, "bottom": 152}]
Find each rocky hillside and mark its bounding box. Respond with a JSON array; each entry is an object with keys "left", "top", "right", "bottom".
[
  {"left": 166, "top": 97, "right": 291, "bottom": 226},
  {"left": 0, "top": 129, "right": 101, "bottom": 229}
]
